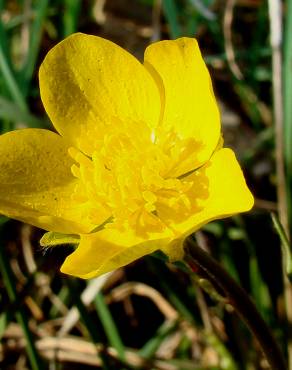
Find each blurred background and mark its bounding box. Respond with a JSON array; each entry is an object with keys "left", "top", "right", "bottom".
[{"left": 0, "top": 0, "right": 291, "bottom": 369}]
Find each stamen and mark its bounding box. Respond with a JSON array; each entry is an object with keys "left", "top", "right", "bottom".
[{"left": 69, "top": 124, "right": 205, "bottom": 236}]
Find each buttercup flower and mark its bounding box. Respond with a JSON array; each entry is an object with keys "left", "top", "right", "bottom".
[{"left": 0, "top": 34, "right": 253, "bottom": 278}]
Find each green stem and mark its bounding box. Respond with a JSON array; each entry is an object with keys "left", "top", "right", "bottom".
[{"left": 183, "top": 237, "right": 286, "bottom": 370}]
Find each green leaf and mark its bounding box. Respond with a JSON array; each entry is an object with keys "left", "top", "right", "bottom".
[{"left": 40, "top": 231, "right": 80, "bottom": 247}]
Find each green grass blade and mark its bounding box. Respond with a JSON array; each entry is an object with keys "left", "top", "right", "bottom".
[
  {"left": 283, "top": 0, "right": 292, "bottom": 224},
  {"left": 149, "top": 264, "right": 195, "bottom": 322},
  {"left": 0, "top": 96, "right": 48, "bottom": 127},
  {"left": 94, "top": 292, "right": 125, "bottom": 361},
  {"left": 63, "top": 0, "right": 82, "bottom": 37},
  {"left": 0, "top": 46, "right": 28, "bottom": 111},
  {"left": 206, "top": 333, "right": 239, "bottom": 370},
  {"left": 272, "top": 213, "right": 292, "bottom": 280},
  {"left": 249, "top": 256, "right": 272, "bottom": 322},
  {"left": 0, "top": 119, "right": 13, "bottom": 133},
  {"left": 66, "top": 279, "right": 112, "bottom": 370},
  {"left": 49, "top": 285, "right": 70, "bottom": 318},
  {"left": 0, "top": 225, "right": 44, "bottom": 370},
  {"left": 233, "top": 216, "right": 273, "bottom": 320},
  {"left": 162, "top": 0, "right": 182, "bottom": 38},
  {"left": 22, "top": 0, "right": 49, "bottom": 93},
  {"left": 0, "top": 0, "right": 10, "bottom": 66},
  {"left": 139, "top": 321, "right": 177, "bottom": 358},
  {"left": 0, "top": 312, "right": 11, "bottom": 339}
]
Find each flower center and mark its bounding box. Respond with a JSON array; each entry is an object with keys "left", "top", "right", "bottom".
[{"left": 69, "top": 122, "right": 208, "bottom": 236}]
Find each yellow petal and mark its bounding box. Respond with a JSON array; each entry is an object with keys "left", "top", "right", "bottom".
[
  {"left": 39, "top": 33, "right": 161, "bottom": 155},
  {"left": 163, "top": 148, "right": 254, "bottom": 259},
  {"left": 0, "top": 129, "right": 96, "bottom": 233},
  {"left": 61, "top": 228, "right": 171, "bottom": 279},
  {"left": 144, "top": 38, "right": 221, "bottom": 174},
  {"left": 60, "top": 149, "right": 253, "bottom": 277}
]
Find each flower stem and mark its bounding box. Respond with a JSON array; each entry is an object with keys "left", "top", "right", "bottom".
[{"left": 183, "top": 237, "right": 286, "bottom": 370}]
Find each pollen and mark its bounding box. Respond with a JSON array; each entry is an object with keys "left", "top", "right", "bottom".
[{"left": 69, "top": 121, "right": 206, "bottom": 236}]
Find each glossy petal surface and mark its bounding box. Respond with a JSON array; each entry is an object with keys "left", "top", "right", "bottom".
[
  {"left": 144, "top": 38, "right": 221, "bottom": 175},
  {"left": 61, "top": 149, "right": 253, "bottom": 277},
  {"left": 61, "top": 228, "right": 171, "bottom": 279},
  {"left": 0, "top": 129, "right": 96, "bottom": 233},
  {"left": 161, "top": 148, "right": 254, "bottom": 261},
  {"left": 39, "top": 33, "right": 161, "bottom": 155},
  {"left": 0, "top": 34, "right": 254, "bottom": 279}
]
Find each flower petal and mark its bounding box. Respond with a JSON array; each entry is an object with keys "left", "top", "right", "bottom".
[
  {"left": 0, "top": 129, "right": 96, "bottom": 233},
  {"left": 162, "top": 148, "right": 254, "bottom": 260},
  {"left": 39, "top": 33, "right": 161, "bottom": 155},
  {"left": 61, "top": 228, "right": 171, "bottom": 279},
  {"left": 144, "top": 38, "right": 221, "bottom": 174},
  {"left": 61, "top": 149, "right": 253, "bottom": 277}
]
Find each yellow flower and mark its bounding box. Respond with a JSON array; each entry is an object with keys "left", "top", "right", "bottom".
[{"left": 0, "top": 34, "right": 254, "bottom": 278}]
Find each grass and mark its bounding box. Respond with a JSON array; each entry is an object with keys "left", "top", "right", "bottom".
[{"left": 0, "top": 0, "right": 291, "bottom": 369}]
